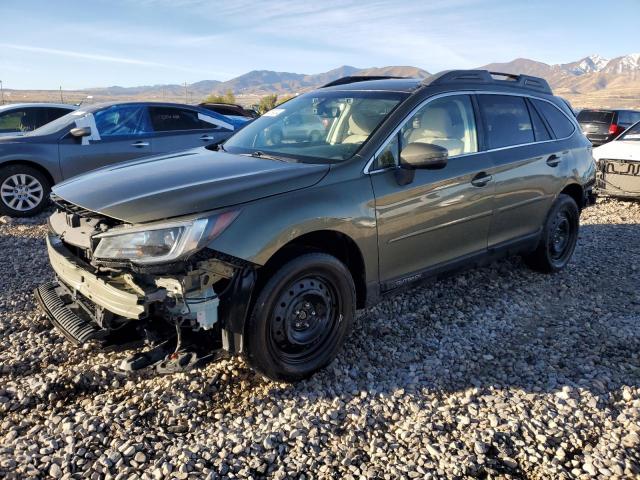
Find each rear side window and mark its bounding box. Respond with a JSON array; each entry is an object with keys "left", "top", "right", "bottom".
[
  {"left": 478, "top": 95, "right": 534, "bottom": 149},
  {"left": 532, "top": 99, "right": 575, "bottom": 139},
  {"left": 148, "top": 107, "right": 217, "bottom": 132},
  {"left": 526, "top": 100, "right": 551, "bottom": 141},
  {"left": 45, "top": 107, "right": 72, "bottom": 123},
  {"left": 577, "top": 110, "right": 614, "bottom": 124}
]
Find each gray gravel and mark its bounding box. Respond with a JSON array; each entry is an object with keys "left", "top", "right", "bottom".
[{"left": 1, "top": 199, "right": 639, "bottom": 479}]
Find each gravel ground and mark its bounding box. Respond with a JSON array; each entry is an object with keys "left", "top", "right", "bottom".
[{"left": 0, "top": 198, "right": 639, "bottom": 480}]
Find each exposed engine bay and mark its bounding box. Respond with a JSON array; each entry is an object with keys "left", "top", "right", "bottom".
[{"left": 35, "top": 196, "right": 256, "bottom": 373}]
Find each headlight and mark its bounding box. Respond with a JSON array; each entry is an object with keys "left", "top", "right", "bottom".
[{"left": 93, "top": 211, "right": 239, "bottom": 264}]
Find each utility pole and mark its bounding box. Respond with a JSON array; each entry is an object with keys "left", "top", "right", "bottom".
[
  {"left": 0, "top": 80, "right": 4, "bottom": 105},
  {"left": 184, "top": 82, "right": 188, "bottom": 104},
  {"left": 59, "top": 86, "right": 63, "bottom": 103}
]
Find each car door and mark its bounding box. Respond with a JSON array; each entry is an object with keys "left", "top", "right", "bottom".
[
  {"left": 147, "top": 106, "right": 234, "bottom": 155},
  {"left": 478, "top": 94, "right": 567, "bottom": 247},
  {"left": 58, "top": 104, "right": 154, "bottom": 179},
  {"left": 369, "top": 94, "right": 496, "bottom": 288}
]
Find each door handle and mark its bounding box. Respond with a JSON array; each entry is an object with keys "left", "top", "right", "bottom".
[
  {"left": 546, "top": 154, "right": 561, "bottom": 167},
  {"left": 200, "top": 135, "right": 215, "bottom": 141},
  {"left": 471, "top": 172, "right": 493, "bottom": 187},
  {"left": 131, "top": 141, "right": 150, "bottom": 147}
]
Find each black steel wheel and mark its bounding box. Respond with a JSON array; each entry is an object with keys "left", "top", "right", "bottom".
[
  {"left": 245, "top": 253, "right": 355, "bottom": 381},
  {"left": 525, "top": 193, "right": 580, "bottom": 273}
]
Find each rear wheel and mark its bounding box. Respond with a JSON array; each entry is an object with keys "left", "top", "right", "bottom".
[
  {"left": 0, "top": 165, "right": 50, "bottom": 217},
  {"left": 524, "top": 193, "right": 579, "bottom": 273},
  {"left": 245, "top": 253, "right": 355, "bottom": 382}
]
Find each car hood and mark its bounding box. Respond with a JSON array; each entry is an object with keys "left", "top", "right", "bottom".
[
  {"left": 53, "top": 148, "right": 330, "bottom": 223},
  {"left": 593, "top": 141, "right": 640, "bottom": 162}
]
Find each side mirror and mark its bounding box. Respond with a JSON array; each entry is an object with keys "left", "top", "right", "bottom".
[
  {"left": 400, "top": 142, "right": 448, "bottom": 169},
  {"left": 70, "top": 126, "right": 91, "bottom": 138},
  {"left": 395, "top": 142, "right": 448, "bottom": 186}
]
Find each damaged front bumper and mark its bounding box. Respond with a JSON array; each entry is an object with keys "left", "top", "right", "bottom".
[{"left": 36, "top": 231, "right": 257, "bottom": 355}]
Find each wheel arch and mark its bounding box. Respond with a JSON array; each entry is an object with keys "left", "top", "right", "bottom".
[
  {"left": 256, "top": 229, "right": 368, "bottom": 309},
  {"left": 0, "top": 160, "right": 55, "bottom": 188},
  {"left": 559, "top": 182, "right": 584, "bottom": 210}
]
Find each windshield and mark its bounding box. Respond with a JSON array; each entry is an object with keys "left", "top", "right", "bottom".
[
  {"left": 577, "top": 110, "right": 614, "bottom": 124},
  {"left": 223, "top": 90, "right": 408, "bottom": 162},
  {"left": 618, "top": 121, "right": 640, "bottom": 141},
  {"left": 29, "top": 110, "right": 84, "bottom": 136}
]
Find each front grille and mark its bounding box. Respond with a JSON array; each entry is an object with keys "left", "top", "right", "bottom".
[{"left": 50, "top": 194, "right": 102, "bottom": 219}]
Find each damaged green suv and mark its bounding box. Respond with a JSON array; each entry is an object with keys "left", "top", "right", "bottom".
[{"left": 36, "top": 71, "right": 596, "bottom": 381}]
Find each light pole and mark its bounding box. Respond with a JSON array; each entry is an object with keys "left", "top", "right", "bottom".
[{"left": 0, "top": 80, "right": 4, "bottom": 105}]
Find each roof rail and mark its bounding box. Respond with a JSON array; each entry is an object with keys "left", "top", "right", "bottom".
[
  {"left": 422, "top": 70, "right": 552, "bottom": 94},
  {"left": 321, "top": 75, "right": 408, "bottom": 88}
]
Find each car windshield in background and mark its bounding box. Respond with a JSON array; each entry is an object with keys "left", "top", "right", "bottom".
[
  {"left": 577, "top": 110, "right": 614, "bottom": 124},
  {"left": 619, "top": 121, "right": 640, "bottom": 141},
  {"left": 29, "top": 110, "right": 81, "bottom": 136},
  {"left": 223, "top": 91, "right": 408, "bottom": 162}
]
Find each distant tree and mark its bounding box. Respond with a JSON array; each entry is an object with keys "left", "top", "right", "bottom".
[
  {"left": 276, "top": 94, "right": 295, "bottom": 106},
  {"left": 258, "top": 94, "right": 278, "bottom": 114},
  {"left": 203, "top": 89, "right": 236, "bottom": 104}
]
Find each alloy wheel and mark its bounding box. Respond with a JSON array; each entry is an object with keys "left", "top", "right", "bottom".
[{"left": 0, "top": 173, "right": 44, "bottom": 212}]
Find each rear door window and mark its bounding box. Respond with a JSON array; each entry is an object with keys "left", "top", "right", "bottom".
[
  {"left": 531, "top": 99, "right": 575, "bottom": 139},
  {"left": 478, "top": 95, "right": 534, "bottom": 149},
  {"left": 148, "top": 107, "right": 218, "bottom": 132},
  {"left": 576, "top": 110, "right": 614, "bottom": 124},
  {"left": 44, "top": 107, "right": 72, "bottom": 123}
]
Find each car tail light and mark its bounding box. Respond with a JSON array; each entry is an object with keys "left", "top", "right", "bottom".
[{"left": 609, "top": 124, "right": 623, "bottom": 136}]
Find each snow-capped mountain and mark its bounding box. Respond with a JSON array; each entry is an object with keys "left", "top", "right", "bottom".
[
  {"left": 563, "top": 54, "right": 610, "bottom": 75},
  {"left": 601, "top": 53, "right": 640, "bottom": 74}
]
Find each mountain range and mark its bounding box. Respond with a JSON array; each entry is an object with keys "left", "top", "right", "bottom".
[{"left": 5, "top": 54, "right": 640, "bottom": 109}]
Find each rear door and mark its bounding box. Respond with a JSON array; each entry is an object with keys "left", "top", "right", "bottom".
[
  {"left": 147, "top": 106, "right": 234, "bottom": 155},
  {"left": 478, "top": 94, "right": 565, "bottom": 247},
  {"left": 58, "top": 105, "right": 154, "bottom": 179}
]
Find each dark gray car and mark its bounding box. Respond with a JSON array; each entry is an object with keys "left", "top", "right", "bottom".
[
  {"left": 0, "top": 101, "right": 243, "bottom": 216},
  {"left": 36, "top": 71, "right": 596, "bottom": 382}
]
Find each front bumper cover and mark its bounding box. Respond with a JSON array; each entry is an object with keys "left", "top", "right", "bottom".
[{"left": 46, "top": 234, "right": 146, "bottom": 319}]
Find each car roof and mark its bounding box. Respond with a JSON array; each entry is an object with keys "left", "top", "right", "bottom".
[
  {"left": 0, "top": 103, "right": 76, "bottom": 112},
  {"left": 320, "top": 78, "right": 423, "bottom": 93},
  {"left": 79, "top": 101, "right": 211, "bottom": 112}
]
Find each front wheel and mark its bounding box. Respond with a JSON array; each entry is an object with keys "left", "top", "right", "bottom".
[
  {"left": 0, "top": 165, "right": 51, "bottom": 217},
  {"left": 244, "top": 253, "right": 355, "bottom": 382},
  {"left": 524, "top": 193, "right": 580, "bottom": 273}
]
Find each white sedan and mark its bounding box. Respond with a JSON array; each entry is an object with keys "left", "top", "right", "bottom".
[{"left": 593, "top": 121, "right": 640, "bottom": 198}]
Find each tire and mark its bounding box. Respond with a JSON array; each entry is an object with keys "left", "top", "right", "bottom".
[
  {"left": 244, "top": 253, "right": 355, "bottom": 382},
  {"left": 0, "top": 165, "right": 51, "bottom": 217},
  {"left": 524, "top": 193, "right": 580, "bottom": 273}
]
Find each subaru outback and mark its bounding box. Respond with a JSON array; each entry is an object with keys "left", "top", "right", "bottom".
[{"left": 35, "top": 71, "right": 596, "bottom": 381}]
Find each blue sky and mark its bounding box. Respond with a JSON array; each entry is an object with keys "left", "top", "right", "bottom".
[{"left": 1, "top": 0, "right": 638, "bottom": 89}]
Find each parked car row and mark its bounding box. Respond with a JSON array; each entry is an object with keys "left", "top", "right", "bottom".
[
  {"left": 0, "top": 102, "right": 248, "bottom": 216},
  {"left": 32, "top": 70, "right": 598, "bottom": 381}
]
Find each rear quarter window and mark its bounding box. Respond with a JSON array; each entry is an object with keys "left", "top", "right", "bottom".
[
  {"left": 532, "top": 99, "right": 575, "bottom": 139},
  {"left": 478, "top": 95, "right": 534, "bottom": 149}
]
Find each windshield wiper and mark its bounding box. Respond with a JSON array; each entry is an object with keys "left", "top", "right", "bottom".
[{"left": 249, "top": 150, "right": 289, "bottom": 162}]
